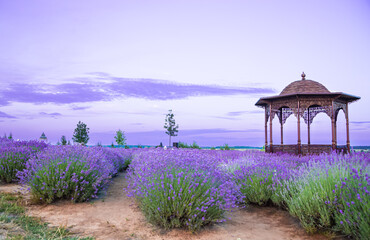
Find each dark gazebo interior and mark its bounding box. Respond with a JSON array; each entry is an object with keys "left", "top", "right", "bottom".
[{"left": 255, "top": 73, "right": 360, "bottom": 155}]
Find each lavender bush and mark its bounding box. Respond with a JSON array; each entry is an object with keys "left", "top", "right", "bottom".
[
  {"left": 274, "top": 152, "right": 369, "bottom": 238},
  {"left": 330, "top": 161, "right": 370, "bottom": 238},
  {"left": 17, "top": 146, "right": 133, "bottom": 203},
  {"left": 0, "top": 138, "right": 48, "bottom": 183},
  {"left": 126, "top": 149, "right": 243, "bottom": 231},
  {"left": 207, "top": 150, "right": 369, "bottom": 238}
]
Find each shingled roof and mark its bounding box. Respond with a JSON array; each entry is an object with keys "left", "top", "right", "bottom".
[
  {"left": 280, "top": 79, "right": 330, "bottom": 95},
  {"left": 255, "top": 72, "right": 360, "bottom": 107}
]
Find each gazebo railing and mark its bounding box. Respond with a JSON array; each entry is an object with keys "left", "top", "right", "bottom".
[{"left": 266, "top": 144, "right": 348, "bottom": 155}]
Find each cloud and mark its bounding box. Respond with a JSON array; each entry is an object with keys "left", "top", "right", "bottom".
[
  {"left": 71, "top": 106, "right": 91, "bottom": 111},
  {"left": 0, "top": 73, "right": 276, "bottom": 105},
  {"left": 108, "top": 78, "right": 275, "bottom": 101},
  {"left": 350, "top": 121, "right": 370, "bottom": 130},
  {"left": 227, "top": 110, "right": 263, "bottom": 116},
  {"left": 0, "top": 83, "right": 108, "bottom": 106},
  {"left": 39, "top": 112, "right": 62, "bottom": 118},
  {"left": 0, "top": 111, "right": 16, "bottom": 118},
  {"left": 351, "top": 121, "right": 370, "bottom": 125}
]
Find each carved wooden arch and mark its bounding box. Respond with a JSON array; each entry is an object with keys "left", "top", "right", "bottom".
[
  {"left": 333, "top": 101, "right": 347, "bottom": 122},
  {"left": 273, "top": 106, "right": 295, "bottom": 125},
  {"left": 270, "top": 99, "right": 299, "bottom": 123},
  {"left": 301, "top": 104, "right": 333, "bottom": 125},
  {"left": 297, "top": 98, "right": 333, "bottom": 125},
  {"left": 334, "top": 106, "right": 346, "bottom": 122}
]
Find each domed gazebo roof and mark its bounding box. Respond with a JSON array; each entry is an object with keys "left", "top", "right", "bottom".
[
  {"left": 280, "top": 73, "right": 330, "bottom": 95},
  {"left": 255, "top": 72, "right": 360, "bottom": 107}
]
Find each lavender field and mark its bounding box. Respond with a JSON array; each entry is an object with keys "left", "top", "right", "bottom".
[{"left": 1, "top": 137, "right": 369, "bottom": 239}]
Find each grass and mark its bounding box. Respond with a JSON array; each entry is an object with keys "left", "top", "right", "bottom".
[{"left": 0, "top": 192, "right": 94, "bottom": 240}]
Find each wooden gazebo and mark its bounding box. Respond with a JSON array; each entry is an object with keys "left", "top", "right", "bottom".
[{"left": 255, "top": 73, "right": 360, "bottom": 155}]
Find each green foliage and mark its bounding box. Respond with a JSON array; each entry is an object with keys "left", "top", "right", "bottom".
[
  {"left": 178, "top": 141, "right": 201, "bottom": 149},
  {"left": 138, "top": 168, "right": 225, "bottom": 232},
  {"left": 220, "top": 144, "right": 231, "bottom": 150},
  {"left": 0, "top": 192, "right": 93, "bottom": 239},
  {"left": 279, "top": 166, "right": 349, "bottom": 233},
  {"left": 0, "top": 150, "right": 29, "bottom": 183},
  {"left": 331, "top": 169, "right": 370, "bottom": 239},
  {"left": 72, "top": 121, "right": 90, "bottom": 145},
  {"left": 114, "top": 129, "right": 126, "bottom": 146},
  {"left": 8, "top": 132, "right": 13, "bottom": 140},
  {"left": 96, "top": 141, "right": 102, "bottom": 147},
  {"left": 61, "top": 135, "right": 67, "bottom": 145},
  {"left": 238, "top": 174, "right": 273, "bottom": 205},
  {"left": 122, "top": 157, "right": 132, "bottom": 171},
  {"left": 164, "top": 109, "right": 179, "bottom": 146},
  {"left": 111, "top": 142, "right": 115, "bottom": 148},
  {"left": 156, "top": 142, "right": 163, "bottom": 148},
  {"left": 29, "top": 160, "right": 99, "bottom": 203}
]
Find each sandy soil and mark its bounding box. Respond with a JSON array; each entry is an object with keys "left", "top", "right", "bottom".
[{"left": 0, "top": 174, "right": 334, "bottom": 240}]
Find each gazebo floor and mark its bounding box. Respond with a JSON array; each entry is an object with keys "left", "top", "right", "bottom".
[{"left": 266, "top": 144, "right": 348, "bottom": 155}]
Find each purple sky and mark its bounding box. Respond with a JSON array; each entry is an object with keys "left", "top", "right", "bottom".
[{"left": 1, "top": 0, "right": 369, "bottom": 146}]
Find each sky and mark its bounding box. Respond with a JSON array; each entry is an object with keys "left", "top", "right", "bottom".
[{"left": 0, "top": 0, "right": 369, "bottom": 147}]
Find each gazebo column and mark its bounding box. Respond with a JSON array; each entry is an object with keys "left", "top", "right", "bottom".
[
  {"left": 307, "top": 108, "right": 310, "bottom": 153},
  {"left": 264, "top": 107, "right": 268, "bottom": 151},
  {"left": 269, "top": 103, "right": 273, "bottom": 152},
  {"left": 345, "top": 102, "right": 351, "bottom": 152},
  {"left": 280, "top": 108, "right": 283, "bottom": 145},
  {"left": 334, "top": 121, "right": 337, "bottom": 146},
  {"left": 331, "top": 102, "right": 336, "bottom": 150},
  {"left": 297, "top": 101, "right": 301, "bottom": 154}
]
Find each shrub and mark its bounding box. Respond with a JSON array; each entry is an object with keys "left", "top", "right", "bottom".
[
  {"left": 178, "top": 141, "right": 201, "bottom": 149},
  {"left": 220, "top": 144, "right": 231, "bottom": 150},
  {"left": 127, "top": 149, "right": 242, "bottom": 231},
  {"left": 224, "top": 150, "right": 370, "bottom": 239},
  {"left": 0, "top": 140, "right": 48, "bottom": 183},
  {"left": 228, "top": 152, "right": 304, "bottom": 206},
  {"left": 331, "top": 167, "right": 370, "bottom": 239},
  {"left": 275, "top": 152, "right": 370, "bottom": 237},
  {"left": 17, "top": 146, "right": 118, "bottom": 203},
  {"left": 0, "top": 146, "right": 34, "bottom": 183}
]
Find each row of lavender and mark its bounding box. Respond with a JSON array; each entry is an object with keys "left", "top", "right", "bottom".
[
  {"left": 1, "top": 137, "right": 369, "bottom": 238},
  {"left": 127, "top": 149, "right": 369, "bottom": 238},
  {"left": 0, "top": 138, "right": 133, "bottom": 203}
]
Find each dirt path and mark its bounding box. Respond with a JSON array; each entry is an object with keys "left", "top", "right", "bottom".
[{"left": 1, "top": 174, "right": 332, "bottom": 240}]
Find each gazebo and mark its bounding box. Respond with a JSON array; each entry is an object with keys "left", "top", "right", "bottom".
[{"left": 255, "top": 73, "right": 360, "bottom": 155}]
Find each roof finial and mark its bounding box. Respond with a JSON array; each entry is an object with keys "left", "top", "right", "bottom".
[{"left": 301, "top": 72, "right": 306, "bottom": 80}]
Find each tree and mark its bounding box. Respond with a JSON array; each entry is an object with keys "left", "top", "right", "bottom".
[
  {"left": 111, "top": 142, "right": 115, "bottom": 148},
  {"left": 72, "top": 121, "right": 90, "bottom": 145},
  {"left": 67, "top": 140, "right": 71, "bottom": 145},
  {"left": 114, "top": 129, "right": 126, "bottom": 146},
  {"left": 164, "top": 109, "right": 179, "bottom": 147},
  {"left": 61, "top": 135, "right": 67, "bottom": 145},
  {"left": 8, "top": 132, "right": 13, "bottom": 140}
]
